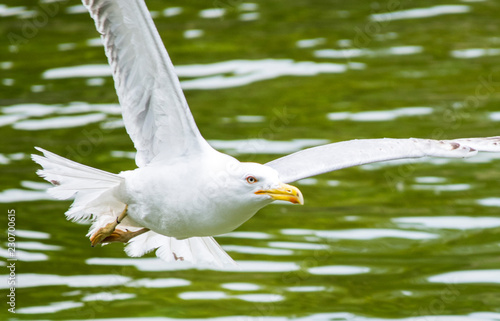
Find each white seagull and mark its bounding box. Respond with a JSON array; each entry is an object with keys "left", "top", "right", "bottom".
[{"left": 33, "top": 0, "right": 500, "bottom": 266}]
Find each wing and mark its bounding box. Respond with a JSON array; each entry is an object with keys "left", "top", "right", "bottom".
[
  {"left": 83, "top": 0, "right": 209, "bottom": 167},
  {"left": 266, "top": 137, "right": 500, "bottom": 183}
]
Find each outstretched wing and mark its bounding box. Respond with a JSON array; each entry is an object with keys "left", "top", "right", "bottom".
[
  {"left": 83, "top": 0, "right": 209, "bottom": 167},
  {"left": 266, "top": 137, "right": 500, "bottom": 183}
]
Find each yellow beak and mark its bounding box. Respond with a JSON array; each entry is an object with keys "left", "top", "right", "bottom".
[{"left": 255, "top": 183, "right": 304, "bottom": 205}]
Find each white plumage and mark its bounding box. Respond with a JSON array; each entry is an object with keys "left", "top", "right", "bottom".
[
  {"left": 32, "top": 147, "right": 124, "bottom": 224},
  {"left": 266, "top": 137, "right": 500, "bottom": 183},
  {"left": 32, "top": 0, "right": 500, "bottom": 266}
]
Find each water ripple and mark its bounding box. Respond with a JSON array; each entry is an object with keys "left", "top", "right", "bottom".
[
  {"left": 308, "top": 265, "right": 371, "bottom": 275},
  {"left": 315, "top": 46, "right": 423, "bottom": 59},
  {"left": 81, "top": 292, "right": 136, "bottom": 302},
  {"left": 327, "top": 107, "right": 433, "bottom": 122},
  {"left": 281, "top": 228, "right": 438, "bottom": 240},
  {"left": 208, "top": 138, "right": 329, "bottom": 155},
  {"left": 451, "top": 48, "right": 500, "bottom": 59},
  {"left": 286, "top": 285, "right": 327, "bottom": 292},
  {"left": 223, "top": 245, "right": 293, "bottom": 256},
  {"left": 127, "top": 278, "right": 191, "bottom": 288},
  {"left": 221, "top": 282, "right": 261, "bottom": 291},
  {"left": 235, "top": 293, "right": 284, "bottom": 302},
  {"left": 179, "top": 291, "right": 228, "bottom": 300},
  {"left": 428, "top": 269, "right": 500, "bottom": 284},
  {"left": 17, "top": 300, "right": 84, "bottom": 315},
  {"left": 27, "top": 313, "right": 500, "bottom": 321},
  {"left": 42, "top": 59, "right": 349, "bottom": 90},
  {"left": 370, "top": 5, "right": 470, "bottom": 21},
  {"left": 14, "top": 113, "right": 107, "bottom": 130},
  {"left": 393, "top": 216, "right": 500, "bottom": 230},
  {"left": 0, "top": 273, "right": 131, "bottom": 289},
  {"left": 86, "top": 257, "right": 300, "bottom": 273}
]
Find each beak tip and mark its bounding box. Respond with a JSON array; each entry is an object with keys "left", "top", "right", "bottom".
[
  {"left": 295, "top": 193, "right": 304, "bottom": 205},
  {"left": 290, "top": 184, "right": 304, "bottom": 205}
]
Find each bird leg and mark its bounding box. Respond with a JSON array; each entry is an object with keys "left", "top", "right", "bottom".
[
  {"left": 90, "top": 205, "right": 128, "bottom": 247},
  {"left": 102, "top": 227, "right": 150, "bottom": 244}
]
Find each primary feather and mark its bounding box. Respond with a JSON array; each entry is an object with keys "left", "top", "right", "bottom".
[
  {"left": 266, "top": 137, "right": 500, "bottom": 183},
  {"left": 83, "top": 0, "right": 210, "bottom": 167}
]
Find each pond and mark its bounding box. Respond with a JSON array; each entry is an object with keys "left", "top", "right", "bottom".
[{"left": 1, "top": 0, "right": 500, "bottom": 320}]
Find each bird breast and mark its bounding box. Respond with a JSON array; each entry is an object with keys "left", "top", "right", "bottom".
[{"left": 117, "top": 162, "right": 259, "bottom": 239}]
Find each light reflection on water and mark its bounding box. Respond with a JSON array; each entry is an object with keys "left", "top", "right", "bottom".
[
  {"left": 221, "top": 282, "right": 261, "bottom": 291},
  {"left": 314, "top": 45, "right": 423, "bottom": 59},
  {"left": 15, "top": 113, "right": 107, "bottom": 130},
  {"left": 17, "top": 301, "right": 85, "bottom": 315},
  {"left": 428, "top": 270, "right": 500, "bottom": 284},
  {"left": 369, "top": 4, "right": 470, "bottom": 21},
  {"left": 13, "top": 313, "right": 500, "bottom": 321},
  {"left": 283, "top": 228, "right": 439, "bottom": 240},
  {"left": 85, "top": 258, "right": 301, "bottom": 273},
  {"left": 0, "top": 273, "right": 132, "bottom": 289},
  {"left": 42, "top": 59, "right": 351, "bottom": 90},
  {"left": 327, "top": 107, "right": 433, "bottom": 122},
  {"left": 451, "top": 48, "right": 500, "bottom": 59},
  {"left": 393, "top": 216, "right": 500, "bottom": 230}
]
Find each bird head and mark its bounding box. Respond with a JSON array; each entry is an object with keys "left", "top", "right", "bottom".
[
  {"left": 233, "top": 162, "right": 304, "bottom": 206},
  {"left": 170, "top": 153, "right": 305, "bottom": 236}
]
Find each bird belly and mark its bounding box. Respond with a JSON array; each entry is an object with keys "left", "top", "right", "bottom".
[
  {"left": 120, "top": 175, "right": 252, "bottom": 239},
  {"left": 125, "top": 201, "right": 256, "bottom": 239},
  {"left": 126, "top": 203, "right": 191, "bottom": 238},
  {"left": 118, "top": 157, "right": 264, "bottom": 239}
]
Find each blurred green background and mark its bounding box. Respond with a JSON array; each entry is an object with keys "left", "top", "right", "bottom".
[{"left": 1, "top": 0, "right": 500, "bottom": 320}]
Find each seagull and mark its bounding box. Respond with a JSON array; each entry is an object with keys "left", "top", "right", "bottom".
[{"left": 33, "top": 0, "right": 500, "bottom": 266}]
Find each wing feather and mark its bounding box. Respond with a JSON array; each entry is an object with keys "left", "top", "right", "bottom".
[
  {"left": 83, "top": 0, "right": 209, "bottom": 167},
  {"left": 266, "top": 137, "right": 500, "bottom": 183}
]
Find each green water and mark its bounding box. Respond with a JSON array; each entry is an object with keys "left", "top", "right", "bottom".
[{"left": 2, "top": 0, "right": 500, "bottom": 320}]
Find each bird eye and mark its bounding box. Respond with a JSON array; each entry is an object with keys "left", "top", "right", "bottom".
[{"left": 246, "top": 176, "right": 258, "bottom": 184}]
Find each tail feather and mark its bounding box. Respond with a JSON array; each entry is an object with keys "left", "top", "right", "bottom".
[
  {"left": 32, "top": 147, "right": 125, "bottom": 223},
  {"left": 32, "top": 147, "right": 122, "bottom": 196}
]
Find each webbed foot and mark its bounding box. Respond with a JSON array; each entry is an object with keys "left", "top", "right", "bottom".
[
  {"left": 90, "top": 205, "right": 128, "bottom": 247},
  {"left": 102, "top": 227, "right": 150, "bottom": 244}
]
